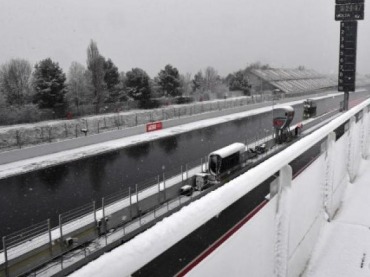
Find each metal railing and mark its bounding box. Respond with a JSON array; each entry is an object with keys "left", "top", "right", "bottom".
[
  {"left": 0, "top": 96, "right": 266, "bottom": 152},
  {"left": 0, "top": 156, "right": 208, "bottom": 277}
]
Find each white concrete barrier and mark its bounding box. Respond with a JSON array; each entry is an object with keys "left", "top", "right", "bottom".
[{"left": 71, "top": 98, "right": 370, "bottom": 277}]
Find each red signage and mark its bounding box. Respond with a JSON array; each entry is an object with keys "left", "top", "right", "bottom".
[
  {"left": 273, "top": 119, "right": 284, "bottom": 127},
  {"left": 146, "top": 122, "right": 163, "bottom": 132}
]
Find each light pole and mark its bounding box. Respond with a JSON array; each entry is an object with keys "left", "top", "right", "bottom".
[{"left": 272, "top": 89, "right": 280, "bottom": 140}]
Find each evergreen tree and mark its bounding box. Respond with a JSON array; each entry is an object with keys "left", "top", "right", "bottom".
[
  {"left": 125, "top": 68, "right": 151, "bottom": 101},
  {"left": 87, "top": 40, "right": 106, "bottom": 113},
  {"left": 104, "top": 58, "right": 120, "bottom": 91},
  {"left": 228, "top": 70, "right": 251, "bottom": 95},
  {"left": 157, "top": 64, "right": 181, "bottom": 97},
  {"left": 32, "top": 58, "right": 67, "bottom": 112},
  {"left": 192, "top": 71, "right": 204, "bottom": 92},
  {"left": 104, "top": 58, "right": 120, "bottom": 102}
]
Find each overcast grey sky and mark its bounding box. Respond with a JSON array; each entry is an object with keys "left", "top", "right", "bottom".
[{"left": 0, "top": 0, "right": 369, "bottom": 77}]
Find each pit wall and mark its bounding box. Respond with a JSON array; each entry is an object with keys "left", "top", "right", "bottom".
[
  {"left": 69, "top": 98, "right": 370, "bottom": 277},
  {"left": 186, "top": 104, "right": 370, "bottom": 276}
]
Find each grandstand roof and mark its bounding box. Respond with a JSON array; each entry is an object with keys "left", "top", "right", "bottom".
[{"left": 250, "top": 68, "right": 336, "bottom": 94}]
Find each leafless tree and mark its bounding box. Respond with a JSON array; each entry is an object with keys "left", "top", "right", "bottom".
[
  {"left": 0, "top": 59, "right": 32, "bottom": 106},
  {"left": 87, "top": 40, "right": 106, "bottom": 113},
  {"left": 180, "top": 73, "right": 192, "bottom": 96},
  {"left": 66, "top": 62, "right": 93, "bottom": 115},
  {"left": 203, "top": 66, "right": 220, "bottom": 92}
]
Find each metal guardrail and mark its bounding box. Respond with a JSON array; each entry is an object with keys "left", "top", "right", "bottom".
[{"left": 0, "top": 156, "right": 208, "bottom": 277}]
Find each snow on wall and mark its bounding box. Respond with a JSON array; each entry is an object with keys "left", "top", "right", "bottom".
[
  {"left": 348, "top": 116, "right": 361, "bottom": 182},
  {"left": 330, "top": 134, "right": 349, "bottom": 218},
  {"left": 363, "top": 108, "right": 370, "bottom": 159},
  {"left": 288, "top": 156, "right": 325, "bottom": 277},
  {"left": 186, "top": 199, "right": 277, "bottom": 277},
  {"left": 184, "top": 102, "right": 370, "bottom": 277},
  {"left": 274, "top": 165, "right": 292, "bottom": 277},
  {"left": 333, "top": 136, "right": 348, "bottom": 193}
]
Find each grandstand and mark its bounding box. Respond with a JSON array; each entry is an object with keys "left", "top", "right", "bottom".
[{"left": 247, "top": 68, "right": 337, "bottom": 95}]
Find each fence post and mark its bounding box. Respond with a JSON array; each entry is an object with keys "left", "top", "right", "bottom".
[
  {"left": 65, "top": 123, "right": 68, "bottom": 138},
  {"left": 75, "top": 124, "right": 78, "bottom": 138},
  {"left": 16, "top": 130, "right": 21, "bottom": 149},
  {"left": 186, "top": 164, "right": 189, "bottom": 179},
  {"left": 157, "top": 175, "right": 161, "bottom": 205},
  {"left": 200, "top": 158, "right": 203, "bottom": 172},
  {"left": 102, "top": 197, "right": 108, "bottom": 245},
  {"left": 93, "top": 201, "right": 97, "bottom": 225},
  {"left": 129, "top": 187, "right": 132, "bottom": 220},
  {"left": 47, "top": 219, "right": 53, "bottom": 255},
  {"left": 97, "top": 121, "right": 100, "bottom": 134},
  {"left": 136, "top": 184, "right": 140, "bottom": 226},
  {"left": 3, "top": 236, "right": 9, "bottom": 277},
  {"left": 165, "top": 173, "right": 169, "bottom": 211},
  {"left": 59, "top": 214, "right": 63, "bottom": 244},
  {"left": 101, "top": 197, "right": 106, "bottom": 232},
  {"left": 163, "top": 173, "right": 166, "bottom": 202},
  {"left": 48, "top": 127, "right": 52, "bottom": 142},
  {"left": 101, "top": 197, "right": 106, "bottom": 220},
  {"left": 181, "top": 165, "right": 183, "bottom": 185}
]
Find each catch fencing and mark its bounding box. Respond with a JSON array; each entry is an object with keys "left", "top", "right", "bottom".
[{"left": 0, "top": 155, "right": 210, "bottom": 277}]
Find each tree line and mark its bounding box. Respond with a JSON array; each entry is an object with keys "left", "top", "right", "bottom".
[{"left": 0, "top": 39, "right": 269, "bottom": 124}]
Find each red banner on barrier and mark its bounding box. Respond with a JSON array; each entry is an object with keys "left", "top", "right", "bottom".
[{"left": 146, "top": 122, "right": 163, "bottom": 132}]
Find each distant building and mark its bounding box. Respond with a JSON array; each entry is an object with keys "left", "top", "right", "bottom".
[{"left": 246, "top": 68, "right": 337, "bottom": 96}]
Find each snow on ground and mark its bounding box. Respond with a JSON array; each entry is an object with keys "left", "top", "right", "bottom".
[
  {"left": 303, "top": 158, "right": 370, "bottom": 277},
  {"left": 0, "top": 93, "right": 342, "bottom": 180}
]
